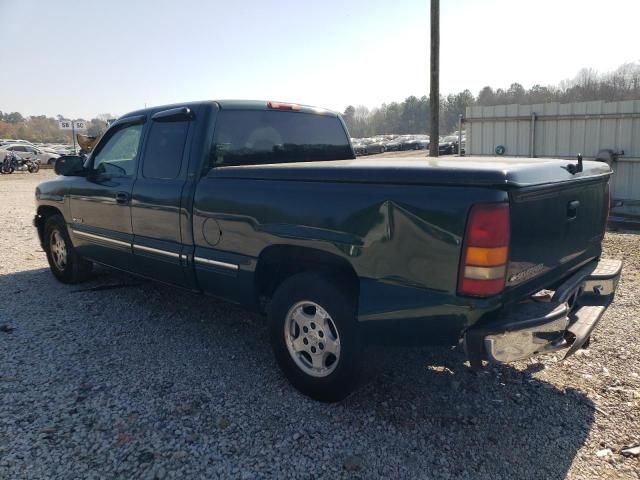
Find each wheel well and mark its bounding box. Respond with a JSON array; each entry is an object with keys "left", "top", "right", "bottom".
[
  {"left": 36, "top": 206, "right": 63, "bottom": 246},
  {"left": 254, "top": 246, "right": 359, "bottom": 312}
]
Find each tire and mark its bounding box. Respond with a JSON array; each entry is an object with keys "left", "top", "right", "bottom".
[
  {"left": 44, "top": 215, "right": 93, "bottom": 284},
  {"left": 48, "top": 158, "right": 56, "bottom": 165},
  {"left": 381, "top": 146, "right": 386, "bottom": 153},
  {"left": 28, "top": 163, "right": 40, "bottom": 173},
  {"left": 1, "top": 163, "right": 13, "bottom": 174},
  {"left": 269, "top": 272, "right": 362, "bottom": 402}
]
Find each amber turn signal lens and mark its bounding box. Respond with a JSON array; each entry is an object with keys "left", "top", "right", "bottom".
[
  {"left": 458, "top": 203, "right": 510, "bottom": 297},
  {"left": 465, "top": 246, "right": 508, "bottom": 267}
]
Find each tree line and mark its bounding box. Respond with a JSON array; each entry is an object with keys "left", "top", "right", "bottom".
[
  {"left": 343, "top": 61, "right": 640, "bottom": 138},
  {"left": 0, "top": 112, "right": 113, "bottom": 144}
]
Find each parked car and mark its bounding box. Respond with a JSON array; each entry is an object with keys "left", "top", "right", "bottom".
[
  {"left": 396, "top": 135, "right": 431, "bottom": 151},
  {"left": 385, "top": 135, "right": 417, "bottom": 151},
  {"left": 439, "top": 135, "right": 460, "bottom": 155},
  {"left": 0, "top": 143, "right": 60, "bottom": 165},
  {"left": 404, "top": 135, "right": 430, "bottom": 150},
  {"left": 351, "top": 138, "right": 366, "bottom": 156},
  {"left": 52, "top": 145, "right": 75, "bottom": 155},
  {"left": 40, "top": 146, "right": 64, "bottom": 156},
  {"left": 384, "top": 136, "right": 404, "bottom": 151},
  {"left": 0, "top": 139, "right": 36, "bottom": 148},
  {"left": 35, "top": 99, "right": 621, "bottom": 402},
  {"left": 362, "top": 138, "right": 386, "bottom": 155}
]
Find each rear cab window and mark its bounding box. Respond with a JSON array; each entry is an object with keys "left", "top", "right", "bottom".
[
  {"left": 142, "top": 121, "right": 189, "bottom": 179},
  {"left": 210, "top": 110, "right": 353, "bottom": 168}
]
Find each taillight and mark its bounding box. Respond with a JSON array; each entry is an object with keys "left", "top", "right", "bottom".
[
  {"left": 458, "top": 203, "right": 510, "bottom": 297},
  {"left": 267, "top": 101, "right": 301, "bottom": 111}
]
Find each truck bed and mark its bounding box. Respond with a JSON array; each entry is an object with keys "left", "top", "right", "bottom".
[
  {"left": 211, "top": 156, "right": 612, "bottom": 188},
  {"left": 203, "top": 155, "right": 611, "bottom": 328}
]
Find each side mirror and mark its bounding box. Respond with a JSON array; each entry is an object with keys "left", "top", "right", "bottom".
[{"left": 54, "top": 155, "right": 86, "bottom": 176}]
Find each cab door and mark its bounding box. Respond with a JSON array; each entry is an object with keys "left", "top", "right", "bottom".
[
  {"left": 68, "top": 118, "right": 145, "bottom": 270},
  {"left": 130, "top": 107, "right": 194, "bottom": 286}
]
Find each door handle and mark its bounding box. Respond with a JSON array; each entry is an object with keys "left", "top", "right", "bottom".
[
  {"left": 115, "top": 192, "right": 130, "bottom": 204},
  {"left": 567, "top": 200, "right": 580, "bottom": 220}
]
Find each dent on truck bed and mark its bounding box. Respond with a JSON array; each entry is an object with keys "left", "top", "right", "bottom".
[{"left": 192, "top": 175, "right": 506, "bottom": 334}]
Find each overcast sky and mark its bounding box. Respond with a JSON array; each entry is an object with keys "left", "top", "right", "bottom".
[{"left": 1, "top": 0, "right": 639, "bottom": 119}]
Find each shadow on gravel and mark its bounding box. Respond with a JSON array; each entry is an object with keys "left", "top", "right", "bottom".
[{"left": 0, "top": 266, "right": 595, "bottom": 479}]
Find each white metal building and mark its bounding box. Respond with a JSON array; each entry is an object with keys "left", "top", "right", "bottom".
[{"left": 465, "top": 100, "right": 640, "bottom": 220}]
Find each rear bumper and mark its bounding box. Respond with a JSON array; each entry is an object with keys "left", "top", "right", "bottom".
[{"left": 464, "top": 258, "right": 622, "bottom": 365}]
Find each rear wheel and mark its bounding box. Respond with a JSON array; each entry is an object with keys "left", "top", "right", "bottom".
[
  {"left": 269, "top": 272, "right": 362, "bottom": 402},
  {"left": 44, "top": 215, "right": 92, "bottom": 283}
]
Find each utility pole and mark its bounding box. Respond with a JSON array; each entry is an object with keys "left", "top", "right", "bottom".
[{"left": 429, "top": 0, "right": 440, "bottom": 157}]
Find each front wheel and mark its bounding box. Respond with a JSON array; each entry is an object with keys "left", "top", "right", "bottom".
[
  {"left": 44, "top": 215, "right": 93, "bottom": 283},
  {"left": 269, "top": 272, "right": 362, "bottom": 402},
  {"left": 28, "top": 163, "right": 40, "bottom": 173}
]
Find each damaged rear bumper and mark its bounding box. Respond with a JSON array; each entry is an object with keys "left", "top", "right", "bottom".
[{"left": 464, "top": 258, "right": 622, "bottom": 365}]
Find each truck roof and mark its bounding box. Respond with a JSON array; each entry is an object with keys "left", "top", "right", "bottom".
[{"left": 120, "top": 100, "right": 339, "bottom": 119}]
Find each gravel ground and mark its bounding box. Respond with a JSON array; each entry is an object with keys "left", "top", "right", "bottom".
[{"left": 0, "top": 171, "right": 638, "bottom": 479}]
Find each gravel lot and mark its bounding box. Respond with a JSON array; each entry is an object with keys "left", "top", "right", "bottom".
[{"left": 1, "top": 171, "right": 638, "bottom": 479}]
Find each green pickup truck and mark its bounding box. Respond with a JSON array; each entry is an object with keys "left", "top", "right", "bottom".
[{"left": 34, "top": 100, "right": 621, "bottom": 401}]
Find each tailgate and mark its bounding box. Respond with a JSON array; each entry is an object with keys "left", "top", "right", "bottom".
[{"left": 506, "top": 177, "right": 609, "bottom": 296}]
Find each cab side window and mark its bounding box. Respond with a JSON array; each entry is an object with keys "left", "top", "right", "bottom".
[
  {"left": 142, "top": 121, "right": 189, "bottom": 180},
  {"left": 92, "top": 124, "right": 143, "bottom": 177}
]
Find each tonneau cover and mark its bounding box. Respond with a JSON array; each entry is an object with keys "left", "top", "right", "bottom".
[{"left": 210, "top": 156, "right": 611, "bottom": 188}]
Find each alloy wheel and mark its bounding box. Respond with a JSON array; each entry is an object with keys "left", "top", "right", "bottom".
[
  {"left": 50, "top": 230, "right": 68, "bottom": 270},
  {"left": 284, "top": 301, "right": 341, "bottom": 378}
]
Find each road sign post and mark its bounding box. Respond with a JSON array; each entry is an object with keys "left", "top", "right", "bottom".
[{"left": 58, "top": 120, "right": 86, "bottom": 154}]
